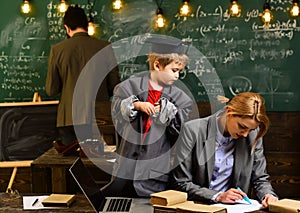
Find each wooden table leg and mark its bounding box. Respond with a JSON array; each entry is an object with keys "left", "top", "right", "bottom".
[
  {"left": 51, "top": 167, "right": 67, "bottom": 193},
  {"left": 6, "top": 167, "right": 17, "bottom": 192}
]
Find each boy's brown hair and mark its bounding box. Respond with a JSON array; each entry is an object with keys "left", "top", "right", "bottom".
[{"left": 147, "top": 52, "right": 189, "bottom": 71}]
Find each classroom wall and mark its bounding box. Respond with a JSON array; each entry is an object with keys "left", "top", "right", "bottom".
[{"left": 263, "top": 112, "right": 300, "bottom": 199}]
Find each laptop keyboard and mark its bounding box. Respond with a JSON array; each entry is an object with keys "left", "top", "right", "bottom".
[{"left": 106, "top": 198, "right": 132, "bottom": 212}]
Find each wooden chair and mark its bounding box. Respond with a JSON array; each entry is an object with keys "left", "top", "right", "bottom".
[{"left": 0, "top": 160, "right": 32, "bottom": 192}]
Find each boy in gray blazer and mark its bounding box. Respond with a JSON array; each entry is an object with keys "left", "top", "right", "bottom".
[{"left": 102, "top": 35, "right": 193, "bottom": 197}]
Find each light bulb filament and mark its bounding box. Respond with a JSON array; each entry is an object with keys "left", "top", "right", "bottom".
[
  {"left": 290, "top": 3, "right": 300, "bottom": 17},
  {"left": 58, "top": 0, "right": 68, "bottom": 13},
  {"left": 21, "top": 0, "right": 31, "bottom": 14},
  {"left": 230, "top": 1, "right": 241, "bottom": 16},
  {"left": 113, "top": 0, "right": 122, "bottom": 10},
  {"left": 156, "top": 14, "right": 165, "bottom": 28},
  {"left": 88, "top": 22, "right": 95, "bottom": 36},
  {"left": 262, "top": 9, "right": 272, "bottom": 23},
  {"left": 180, "top": 1, "right": 190, "bottom": 16}
]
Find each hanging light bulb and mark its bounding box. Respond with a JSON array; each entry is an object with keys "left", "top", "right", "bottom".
[
  {"left": 261, "top": 1, "right": 273, "bottom": 24},
  {"left": 180, "top": 0, "right": 191, "bottom": 16},
  {"left": 21, "top": 0, "right": 31, "bottom": 14},
  {"left": 230, "top": 0, "right": 241, "bottom": 17},
  {"left": 290, "top": 0, "right": 300, "bottom": 17},
  {"left": 112, "top": 0, "right": 123, "bottom": 10},
  {"left": 88, "top": 16, "right": 96, "bottom": 36},
  {"left": 58, "top": 0, "right": 68, "bottom": 13},
  {"left": 155, "top": 8, "right": 166, "bottom": 28},
  {"left": 88, "top": 22, "right": 96, "bottom": 36}
]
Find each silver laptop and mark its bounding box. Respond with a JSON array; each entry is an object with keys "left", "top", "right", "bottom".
[{"left": 69, "top": 157, "right": 133, "bottom": 213}]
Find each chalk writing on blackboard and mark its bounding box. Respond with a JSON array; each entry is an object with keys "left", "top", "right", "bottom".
[
  {"left": 0, "top": 0, "right": 298, "bottom": 110},
  {"left": 111, "top": 33, "right": 225, "bottom": 104},
  {"left": 227, "top": 76, "right": 252, "bottom": 96},
  {"left": 0, "top": 14, "right": 48, "bottom": 101}
]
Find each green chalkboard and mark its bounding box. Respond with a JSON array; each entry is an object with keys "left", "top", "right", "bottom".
[{"left": 0, "top": 0, "right": 299, "bottom": 111}]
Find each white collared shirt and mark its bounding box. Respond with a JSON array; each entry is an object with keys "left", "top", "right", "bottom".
[{"left": 209, "top": 113, "right": 235, "bottom": 192}]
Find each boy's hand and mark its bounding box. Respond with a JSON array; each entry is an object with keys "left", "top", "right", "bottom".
[
  {"left": 133, "top": 102, "right": 160, "bottom": 115},
  {"left": 154, "top": 102, "right": 161, "bottom": 112}
]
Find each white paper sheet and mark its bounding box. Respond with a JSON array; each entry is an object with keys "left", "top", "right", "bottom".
[
  {"left": 213, "top": 199, "right": 264, "bottom": 213},
  {"left": 23, "top": 196, "right": 66, "bottom": 210}
]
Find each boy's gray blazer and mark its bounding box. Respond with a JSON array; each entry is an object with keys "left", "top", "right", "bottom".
[
  {"left": 106, "top": 73, "right": 193, "bottom": 197},
  {"left": 171, "top": 111, "right": 277, "bottom": 202}
]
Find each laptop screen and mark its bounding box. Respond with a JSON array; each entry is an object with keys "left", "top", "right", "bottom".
[{"left": 69, "top": 157, "right": 105, "bottom": 212}]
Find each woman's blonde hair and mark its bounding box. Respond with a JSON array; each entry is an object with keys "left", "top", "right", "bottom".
[
  {"left": 147, "top": 52, "right": 189, "bottom": 71},
  {"left": 218, "top": 92, "right": 269, "bottom": 152}
]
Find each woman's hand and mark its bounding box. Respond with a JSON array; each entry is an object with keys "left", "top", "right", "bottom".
[
  {"left": 216, "top": 188, "right": 246, "bottom": 204},
  {"left": 261, "top": 194, "right": 278, "bottom": 208}
]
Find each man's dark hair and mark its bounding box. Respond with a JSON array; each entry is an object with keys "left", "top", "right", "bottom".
[{"left": 63, "top": 5, "right": 88, "bottom": 31}]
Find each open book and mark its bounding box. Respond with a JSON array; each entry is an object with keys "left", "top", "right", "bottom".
[{"left": 150, "top": 190, "right": 227, "bottom": 213}]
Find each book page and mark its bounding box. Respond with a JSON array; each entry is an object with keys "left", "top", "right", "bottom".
[
  {"left": 177, "top": 202, "right": 226, "bottom": 212},
  {"left": 213, "top": 199, "right": 263, "bottom": 213}
]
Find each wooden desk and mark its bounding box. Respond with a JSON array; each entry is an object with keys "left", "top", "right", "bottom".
[
  {"left": 0, "top": 100, "right": 59, "bottom": 107},
  {"left": 31, "top": 148, "right": 114, "bottom": 193},
  {"left": 0, "top": 193, "right": 94, "bottom": 212},
  {"left": 0, "top": 193, "right": 152, "bottom": 213},
  {"left": 0, "top": 192, "right": 271, "bottom": 213}
]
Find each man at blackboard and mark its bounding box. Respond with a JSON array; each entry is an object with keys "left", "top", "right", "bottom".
[{"left": 46, "top": 6, "right": 120, "bottom": 147}]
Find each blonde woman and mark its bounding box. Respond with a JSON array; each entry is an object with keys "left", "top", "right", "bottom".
[{"left": 171, "top": 92, "right": 278, "bottom": 207}]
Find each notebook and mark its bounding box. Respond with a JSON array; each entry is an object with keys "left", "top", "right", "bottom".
[{"left": 69, "top": 157, "right": 133, "bottom": 213}]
